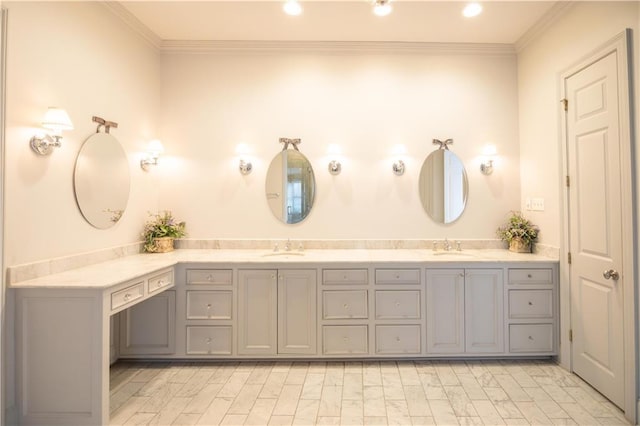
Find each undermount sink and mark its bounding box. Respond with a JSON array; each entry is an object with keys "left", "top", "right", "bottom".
[
  {"left": 432, "top": 251, "right": 475, "bottom": 257},
  {"left": 262, "top": 251, "right": 305, "bottom": 257}
]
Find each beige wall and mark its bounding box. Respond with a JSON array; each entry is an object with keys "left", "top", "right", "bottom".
[
  {"left": 158, "top": 51, "right": 520, "bottom": 240},
  {"left": 3, "top": 1, "right": 161, "bottom": 266},
  {"left": 517, "top": 1, "right": 639, "bottom": 247}
]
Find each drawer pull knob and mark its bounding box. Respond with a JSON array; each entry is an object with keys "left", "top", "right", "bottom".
[
  {"left": 528, "top": 301, "right": 533, "bottom": 306},
  {"left": 528, "top": 336, "right": 533, "bottom": 340},
  {"left": 527, "top": 274, "right": 532, "bottom": 278},
  {"left": 395, "top": 301, "right": 400, "bottom": 307},
  {"left": 343, "top": 304, "right": 349, "bottom": 309},
  {"left": 124, "top": 294, "right": 131, "bottom": 301},
  {"left": 396, "top": 336, "right": 401, "bottom": 342},
  {"left": 343, "top": 275, "right": 348, "bottom": 280},
  {"left": 396, "top": 274, "right": 400, "bottom": 279},
  {"left": 207, "top": 274, "right": 213, "bottom": 281},
  {"left": 207, "top": 304, "right": 212, "bottom": 309},
  {"left": 157, "top": 281, "right": 163, "bottom": 287},
  {"left": 206, "top": 338, "right": 213, "bottom": 344},
  {"left": 343, "top": 337, "right": 349, "bottom": 342}
]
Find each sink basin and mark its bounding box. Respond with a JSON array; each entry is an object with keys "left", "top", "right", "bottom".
[
  {"left": 432, "top": 251, "right": 475, "bottom": 257},
  {"left": 262, "top": 251, "right": 305, "bottom": 257}
]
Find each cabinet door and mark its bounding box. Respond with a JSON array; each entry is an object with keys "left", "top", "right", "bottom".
[
  {"left": 465, "top": 269, "right": 504, "bottom": 353},
  {"left": 238, "top": 270, "right": 277, "bottom": 355},
  {"left": 426, "top": 269, "right": 465, "bottom": 353},
  {"left": 119, "top": 290, "right": 176, "bottom": 355},
  {"left": 278, "top": 269, "right": 317, "bottom": 354}
]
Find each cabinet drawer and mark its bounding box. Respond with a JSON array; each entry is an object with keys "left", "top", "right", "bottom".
[
  {"left": 375, "top": 290, "right": 421, "bottom": 319},
  {"left": 509, "top": 324, "right": 553, "bottom": 353},
  {"left": 111, "top": 281, "right": 144, "bottom": 311},
  {"left": 147, "top": 270, "right": 173, "bottom": 295},
  {"left": 323, "top": 290, "right": 368, "bottom": 319},
  {"left": 323, "top": 326, "right": 368, "bottom": 355},
  {"left": 375, "top": 325, "right": 421, "bottom": 354},
  {"left": 323, "top": 269, "right": 368, "bottom": 285},
  {"left": 509, "top": 290, "right": 553, "bottom": 319},
  {"left": 186, "top": 326, "right": 232, "bottom": 355},
  {"left": 508, "top": 269, "right": 553, "bottom": 285},
  {"left": 186, "top": 269, "right": 233, "bottom": 285},
  {"left": 186, "top": 291, "right": 233, "bottom": 320},
  {"left": 375, "top": 269, "right": 420, "bottom": 285}
]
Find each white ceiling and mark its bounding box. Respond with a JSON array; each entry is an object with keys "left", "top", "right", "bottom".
[{"left": 119, "top": 1, "right": 558, "bottom": 44}]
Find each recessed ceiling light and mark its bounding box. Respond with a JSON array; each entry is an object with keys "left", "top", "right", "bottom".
[
  {"left": 283, "top": 0, "right": 302, "bottom": 16},
  {"left": 462, "top": 2, "right": 483, "bottom": 18},
  {"left": 373, "top": 0, "right": 392, "bottom": 17}
]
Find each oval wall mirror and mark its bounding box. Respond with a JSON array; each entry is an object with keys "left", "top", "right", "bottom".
[
  {"left": 265, "top": 149, "right": 316, "bottom": 224},
  {"left": 74, "top": 132, "right": 130, "bottom": 229},
  {"left": 419, "top": 149, "right": 468, "bottom": 224}
]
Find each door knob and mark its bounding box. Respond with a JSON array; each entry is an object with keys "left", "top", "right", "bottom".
[{"left": 603, "top": 269, "right": 620, "bottom": 280}]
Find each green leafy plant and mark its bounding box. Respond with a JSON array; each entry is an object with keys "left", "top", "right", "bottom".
[
  {"left": 142, "top": 211, "right": 186, "bottom": 253},
  {"left": 496, "top": 211, "right": 539, "bottom": 245}
]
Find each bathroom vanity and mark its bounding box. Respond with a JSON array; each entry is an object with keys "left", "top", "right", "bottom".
[{"left": 10, "top": 249, "right": 558, "bottom": 425}]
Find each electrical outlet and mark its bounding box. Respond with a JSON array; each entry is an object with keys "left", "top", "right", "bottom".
[
  {"left": 525, "top": 198, "right": 531, "bottom": 210},
  {"left": 531, "top": 198, "right": 545, "bottom": 211}
]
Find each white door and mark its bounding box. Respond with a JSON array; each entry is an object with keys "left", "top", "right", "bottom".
[
  {"left": 464, "top": 269, "right": 503, "bottom": 353},
  {"left": 238, "top": 269, "right": 278, "bottom": 355},
  {"left": 277, "top": 269, "right": 317, "bottom": 354},
  {"left": 566, "top": 51, "right": 624, "bottom": 407}
]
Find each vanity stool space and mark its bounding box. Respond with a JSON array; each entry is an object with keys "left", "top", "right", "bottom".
[{"left": 10, "top": 250, "right": 558, "bottom": 425}]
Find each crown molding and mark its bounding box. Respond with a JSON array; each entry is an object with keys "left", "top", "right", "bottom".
[
  {"left": 160, "top": 40, "right": 516, "bottom": 56},
  {"left": 101, "top": 1, "right": 161, "bottom": 50},
  {"left": 514, "top": 1, "right": 576, "bottom": 53}
]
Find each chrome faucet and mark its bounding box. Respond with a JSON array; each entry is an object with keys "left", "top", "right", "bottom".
[
  {"left": 456, "top": 240, "right": 462, "bottom": 251},
  {"left": 285, "top": 239, "right": 292, "bottom": 251},
  {"left": 444, "top": 238, "right": 451, "bottom": 251}
]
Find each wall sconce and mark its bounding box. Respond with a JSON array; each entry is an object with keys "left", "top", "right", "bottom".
[
  {"left": 140, "top": 139, "right": 164, "bottom": 171},
  {"left": 373, "top": 0, "right": 392, "bottom": 16},
  {"left": 392, "top": 160, "right": 405, "bottom": 176},
  {"left": 283, "top": 0, "right": 302, "bottom": 16},
  {"left": 29, "top": 107, "right": 74, "bottom": 155},
  {"left": 480, "top": 144, "right": 497, "bottom": 175},
  {"left": 328, "top": 160, "right": 342, "bottom": 175},
  {"left": 239, "top": 159, "right": 253, "bottom": 175}
]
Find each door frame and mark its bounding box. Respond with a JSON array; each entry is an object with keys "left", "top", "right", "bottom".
[{"left": 559, "top": 29, "right": 636, "bottom": 422}]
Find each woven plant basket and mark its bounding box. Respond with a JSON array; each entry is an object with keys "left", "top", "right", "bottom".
[
  {"left": 153, "top": 237, "right": 175, "bottom": 253},
  {"left": 509, "top": 238, "right": 531, "bottom": 253}
]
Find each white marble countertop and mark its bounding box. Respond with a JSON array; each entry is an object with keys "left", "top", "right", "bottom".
[{"left": 9, "top": 249, "right": 559, "bottom": 289}]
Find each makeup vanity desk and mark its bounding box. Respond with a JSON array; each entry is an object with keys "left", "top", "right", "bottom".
[{"left": 10, "top": 249, "right": 558, "bottom": 425}]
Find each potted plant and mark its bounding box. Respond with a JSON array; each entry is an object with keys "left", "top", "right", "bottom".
[
  {"left": 142, "top": 211, "right": 186, "bottom": 253},
  {"left": 497, "top": 211, "right": 539, "bottom": 253}
]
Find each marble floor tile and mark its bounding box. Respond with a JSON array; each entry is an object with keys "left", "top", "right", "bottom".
[{"left": 109, "top": 360, "right": 630, "bottom": 426}]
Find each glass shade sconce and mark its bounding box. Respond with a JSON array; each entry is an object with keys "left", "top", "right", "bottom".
[
  {"left": 480, "top": 144, "right": 497, "bottom": 175},
  {"left": 373, "top": 0, "right": 392, "bottom": 16},
  {"left": 283, "top": 0, "right": 302, "bottom": 16},
  {"left": 30, "top": 107, "right": 74, "bottom": 155},
  {"left": 140, "top": 139, "right": 164, "bottom": 171}
]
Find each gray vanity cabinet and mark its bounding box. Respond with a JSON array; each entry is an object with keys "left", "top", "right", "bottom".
[
  {"left": 426, "top": 268, "right": 504, "bottom": 354},
  {"left": 426, "top": 269, "right": 465, "bottom": 353},
  {"left": 238, "top": 269, "right": 317, "bottom": 356}
]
